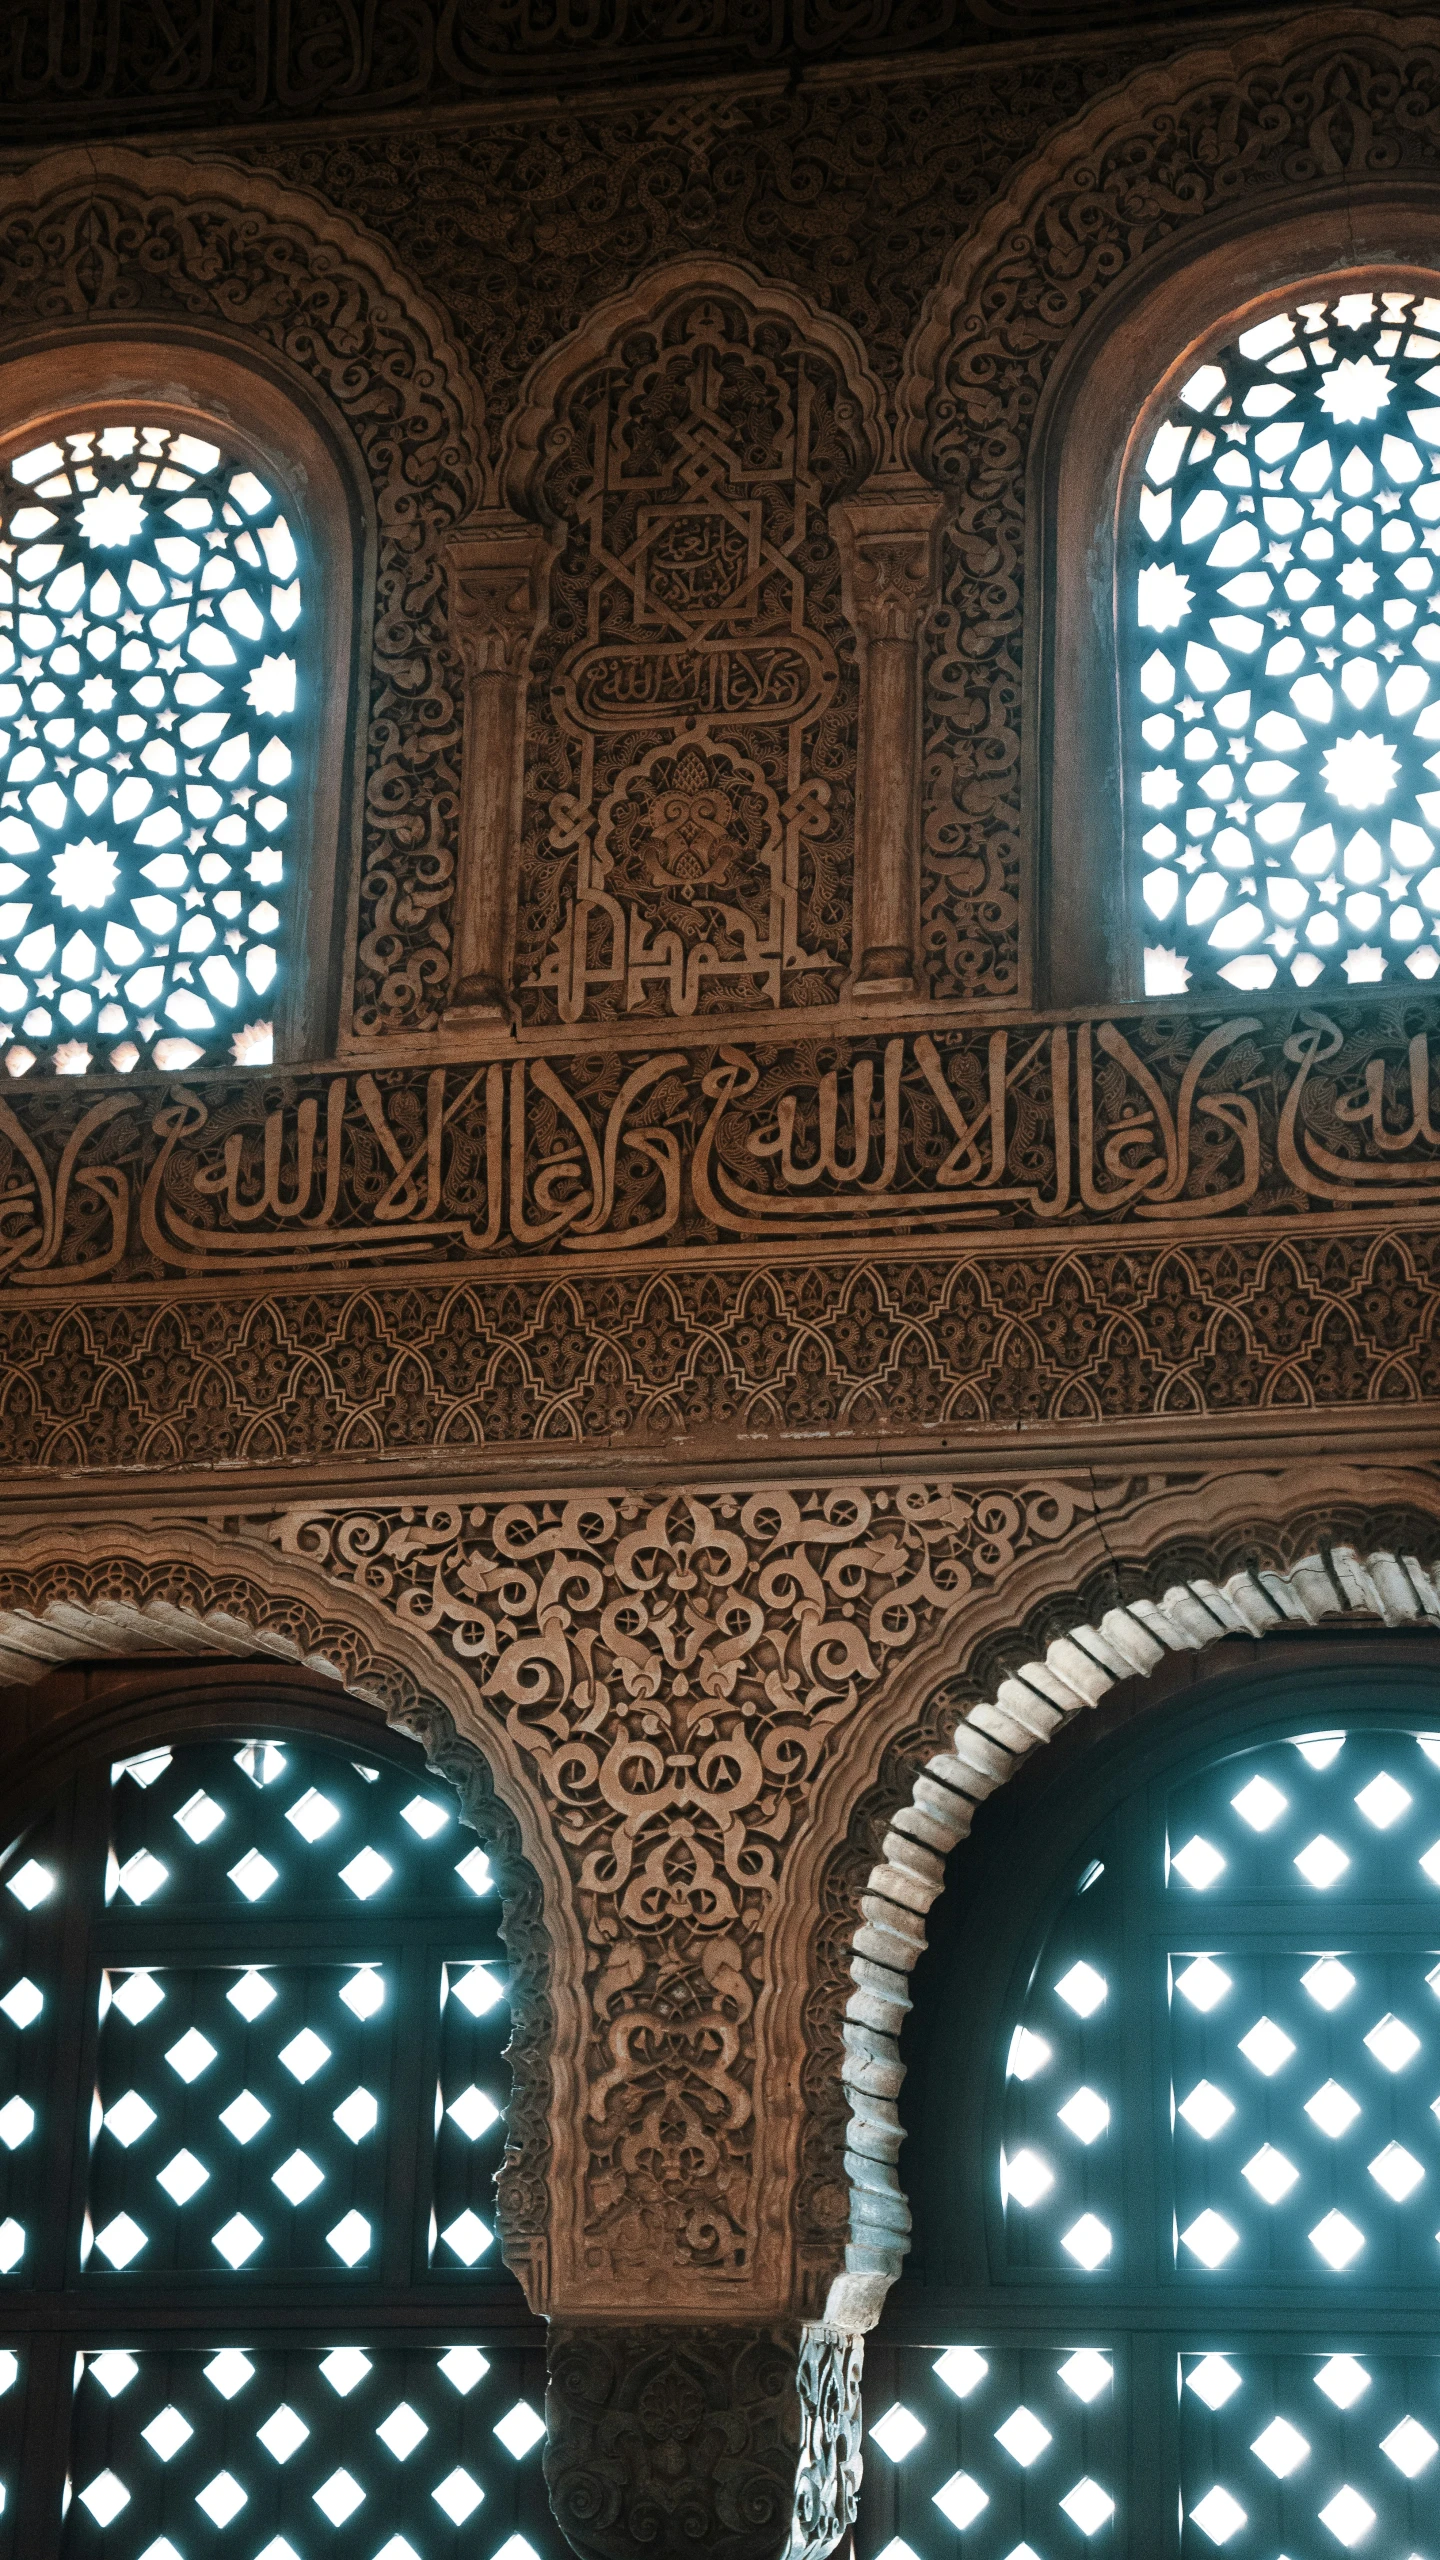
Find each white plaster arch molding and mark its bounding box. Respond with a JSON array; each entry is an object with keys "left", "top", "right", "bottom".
[
  {"left": 828, "top": 1534, "right": 1440, "bottom": 2331},
  {"left": 0, "top": 1520, "right": 577, "bottom": 2312}
]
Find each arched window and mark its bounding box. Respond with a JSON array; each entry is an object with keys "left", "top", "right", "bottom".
[
  {"left": 0, "top": 415, "right": 306, "bottom": 1077},
  {"left": 857, "top": 1667, "right": 1440, "bottom": 2560},
  {"left": 1129, "top": 286, "right": 1440, "bottom": 1001},
  {"left": 0, "top": 1705, "right": 555, "bottom": 2558}
]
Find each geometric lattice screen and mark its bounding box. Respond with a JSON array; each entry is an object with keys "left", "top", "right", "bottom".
[
  {"left": 0, "top": 1724, "right": 556, "bottom": 2559},
  {"left": 0, "top": 421, "right": 296, "bottom": 1076},
  {"left": 1130, "top": 287, "right": 1440, "bottom": 996},
  {"left": 859, "top": 1715, "right": 1440, "bottom": 2559}
]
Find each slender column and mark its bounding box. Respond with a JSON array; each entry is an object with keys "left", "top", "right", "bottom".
[
  {"left": 831, "top": 479, "right": 946, "bottom": 999},
  {"left": 443, "top": 510, "right": 556, "bottom": 1024},
  {"left": 542, "top": 2320, "right": 862, "bottom": 2560}
]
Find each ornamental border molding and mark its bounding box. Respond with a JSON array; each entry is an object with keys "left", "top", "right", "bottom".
[{"left": 824, "top": 1472, "right": 1440, "bottom": 2333}]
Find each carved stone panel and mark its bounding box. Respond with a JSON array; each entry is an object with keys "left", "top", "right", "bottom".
[{"left": 515, "top": 283, "right": 870, "bottom": 1027}]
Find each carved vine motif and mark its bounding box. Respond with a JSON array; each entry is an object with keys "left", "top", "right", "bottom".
[
  {"left": 789, "top": 2323, "right": 864, "bottom": 2560},
  {"left": 0, "top": 152, "right": 482, "bottom": 1040},
  {"left": 914, "top": 18, "right": 1440, "bottom": 1000},
  {"left": 266, "top": 1479, "right": 1084, "bottom": 2287},
  {"left": 517, "top": 288, "right": 867, "bottom": 1025}
]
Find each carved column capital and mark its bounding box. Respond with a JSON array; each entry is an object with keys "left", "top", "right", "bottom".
[
  {"left": 831, "top": 477, "right": 947, "bottom": 997},
  {"left": 542, "top": 2320, "right": 861, "bottom": 2560},
  {"left": 831, "top": 481, "right": 946, "bottom": 647},
  {"left": 443, "top": 509, "right": 557, "bottom": 1023}
]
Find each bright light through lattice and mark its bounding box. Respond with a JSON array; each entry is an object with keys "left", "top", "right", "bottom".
[
  {"left": 1132, "top": 290, "right": 1440, "bottom": 995},
  {"left": 0, "top": 422, "right": 296, "bottom": 1073}
]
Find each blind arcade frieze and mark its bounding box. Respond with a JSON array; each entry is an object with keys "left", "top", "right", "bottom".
[{"left": 2, "top": 1006, "right": 1440, "bottom": 1288}]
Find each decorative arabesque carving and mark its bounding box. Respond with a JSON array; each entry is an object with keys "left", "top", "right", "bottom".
[
  {"left": 787, "top": 2322, "right": 864, "bottom": 2560},
  {"left": 543, "top": 2321, "right": 803, "bottom": 2560},
  {"left": 906, "top": 10, "right": 1440, "bottom": 1001},
  {"left": 513, "top": 282, "right": 872, "bottom": 1025},
  {"left": 0, "top": 148, "right": 485, "bottom": 1042}
]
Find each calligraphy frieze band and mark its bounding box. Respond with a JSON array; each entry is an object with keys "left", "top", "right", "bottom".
[{"left": 3, "top": 1003, "right": 1440, "bottom": 1290}]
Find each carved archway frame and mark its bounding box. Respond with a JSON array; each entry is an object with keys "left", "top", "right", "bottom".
[
  {"left": 0, "top": 146, "right": 487, "bottom": 1046},
  {"left": 896, "top": 6, "right": 1440, "bottom": 1011}
]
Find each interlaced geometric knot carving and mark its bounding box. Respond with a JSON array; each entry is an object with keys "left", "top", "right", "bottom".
[
  {"left": 0, "top": 421, "right": 297, "bottom": 1077},
  {"left": 270, "top": 1481, "right": 1081, "bottom": 2288},
  {"left": 1134, "top": 289, "right": 1440, "bottom": 1000},
  {"left": 517, "top": 290, "right": 864, "bottom": 1026}
]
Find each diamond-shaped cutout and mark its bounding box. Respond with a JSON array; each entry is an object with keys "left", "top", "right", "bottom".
[
  {"left": 339, "top": 1847, "right": 391, "bottom": 1901},
  {"left": 319, "top": 2350, "right": 371, "bottom": 2396},
  {"left": 0, "top": 1978, "right": 42, "bottom": 2029},
  {"left": 89, "top": 2353, "right": 139, "bottom": 2399},
  {"left": 279, "top": 2027, "right": 330, "bottom": 2082},
  {"left": 375, "top": 2401, "right": 429, "bottom": 2461},
  {"left": 933, "top": 2347, "right": 987, "bottom": 2399},
  {"left": 1003, "top": 2148, "right": 1052, "bottom": 2207},
  {"left": 1382, "top": 2415, "right": 1437, "bottom": 2476},
  {"left": 1061, "top": 2213, "right": 1111, "bottom": 2269},
  {"left": 258, "top": 2404, "right": 310, "bottom": 2464},
  {"left": 1058, "top": 2086, "right": 1109, "bottom": 2144},
  {"left": 1181, "top": 2209, "right": 1238, "bottom": 2267},
  {"left": 212, "top": 2213, "right": 263, "bottom": 2267},
  {"left": 438, "top": 2348, "right": 490, "bottom": 2395},
  {"left": 7, "top": 1860, "right": 52, "bottom": 1909},
  {"left": 1366, "top": 2012, "right": 1420, "bottom": 2071},
  {"left": 272, "top": 2149, "right": 323, "bottom": 2205},
  {"left": 455, "top": 1847, "right": 493, "bottom": 1896},
  {"left": 1307, "top": 2078, "right": 1361, "bottom": 2137},
  {"left": 1007, "top": 2027, "right": 1051, "bottom": 2080},
  {"left": 1310, "top": 2208, "right": 1365, "bottom": 2268},
  {"left": 401, "top": 1795, "right": 449, "bottom": 1837},
  {"left": 447, "top": 2084, "right": 501, "bottom": 2141},
  {"left": 1295, "top": 1733, "right": 1344, "bottom": 1769},
  {"left": 1243, "top": 2144, "right": 1299, "bottom": 2204},
  {"left": 165, "top": 2027, "right": 216, "bottom": 2083},
  {"left": 493, "top": 2400, "right": 546, "bottom": 2459},
  {"left": 339, "top": 1967, "right": 384, "bottom": 2019},
  {"left": 220, "top": 2090, "right": 270, "bottom": 2145},
  {"left": 142, "top": 2406, "right": 193, "bottom": 2462},
  {"left": 994, "top": 2405, "right": 1051, "bottom": 2467},
  {"left": 1191, "top": 2486, "right": 1246, "bottom": 2544},
  {"left": 196, "top": 2472, "right": 247, "bottom": 2527},
  {"left": 204, "top": 2351, "right": 254, "bottom": 2400},
  {"left": 932, "top": 2472, "right": 987, "bottom": 2530},
  {"left": 1302, "top": 1957, "right": 1355, "bottom": 2010},
  {"left": 1420, "top": 1839, "right": 1440, "bottom": 1887},
  {"left": 79, "top": 2471, "right": 130, "bottom": 2525},
  {"left": 0, "top": 2220, "right": 22, "bottom": 2272},
  {"left": 441, "top": 2208, "right": 493, "bottom": 2265},
  {"left": 1060, "top": 2478, "right": 1114, "bottom": 2536},
  {"left": 228, "top": 1848, "right": 279, "bottom": 1901},
  {"left": 1176, "top": 1956, "right": 1231, "bottom": 2012},
  {"left": 1370, "top": 2140, "right": 1424, "bottom": 2199},
  {"left": 1316, "top": 2356, "right": 1369, "bottom": 2408},
  {"left": 326, "top": 2209, "right": 371, "bottom": 2266},
  {"left": 286, "top": 1787, "right": 338, "bottom": 1842},
  {"left": 1319, "top": 2486, "right": 1375, "bottom": 2546},
  {"left": 313, "top": 2470, "right": 364, "bottom": 2526},
  {"left": 227, "top": 1969, "right": 276, "bottom": 2021},
  {"left": 156, "top": 2149, "right": 208, "bottom": 2205},
  {"left": 1295, "top": 1834, "right": 1350, "bottom": 1888},
  {"left": 94, "top": 2212, "right": 146, "bottom": 2268},
  {"left": 1054, "top": 1961, "right": 1107, "bottom": 2016},
  {"left": 1252, "top": 2416, "right": 1309, "bottom": 2477},
  {"left": 1233, "top": 1774, "right": 1288, "bottom": 1830},
  {"left": 451, "top": 1963, "right": 504, "bottom": 2016},
  {"left": 870, "top": 2402, "right": 927, "bottom": 2462},
  {"left": 117, "top": 1849, "right": 168, "bottom": 1904},
  {"left": 1171, "top": 1835, "right": 1226, "bottom": 1889},
  {"left": 432, "top": 2468, "right": 485, "bottom": 2525},
  {"left": 104, "top": 2089, "right": 155, "bottom": 2149},
  {"left": 1178, "top": 2080, "right": 1234, "bottom": 2140},
  {"left": 1356, "top": 1771, "right": 1412, "bottom": 1828},
  {"left": 174, "top": 1788, "right": 226, "bottom": 1843},
  {"left": 1186, "top": 2356, "right": 1241, "bottom": 2410},
  {"left": 333, "top": 2086, "right": 378, "bottom": 2143},
  {"left": 110, "top": 1972, "right": 161, "bottom": 2025},
  {"left": 1058, "top": 2352, "right": 1111, "bottom": 2402},
  {"left": 1238, "top": 2016, "right": 1295, "bottom": 2075}
]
